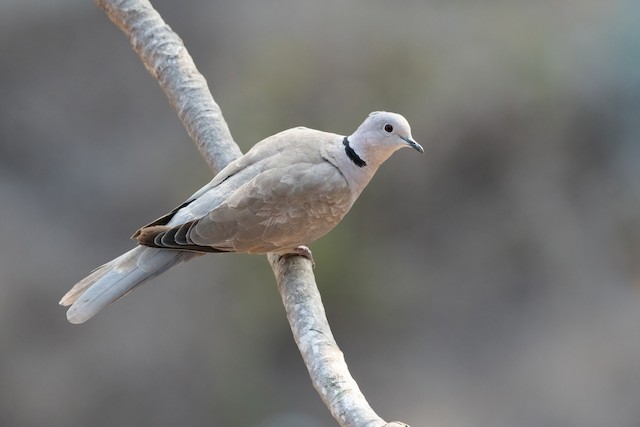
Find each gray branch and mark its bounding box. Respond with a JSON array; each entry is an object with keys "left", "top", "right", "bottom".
[
  {"left": 95, "top": 0, "right": 409, "bottom": 425},
  {"left": 96, "top": 0, "right": 241, "bottom": 174},
  {"left": 269, "top": 254, "right": 409, "bottom": 427}
]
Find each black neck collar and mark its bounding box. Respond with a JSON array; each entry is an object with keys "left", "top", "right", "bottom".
[{"left": 343, "top": 136, "right": 367, "bottom": 167}]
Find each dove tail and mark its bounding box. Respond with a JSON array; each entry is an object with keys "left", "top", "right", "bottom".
[{"left": 60, "top": 245, "right": 198, "bottom": 324}]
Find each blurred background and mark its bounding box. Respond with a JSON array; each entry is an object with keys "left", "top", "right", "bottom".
[{"left": 2, "top": 1, "right": 640, "bottom": 426}]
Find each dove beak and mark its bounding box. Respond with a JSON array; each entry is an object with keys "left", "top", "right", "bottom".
[{"left": 400, "top": 135, "right": 424, "bottom": 154}]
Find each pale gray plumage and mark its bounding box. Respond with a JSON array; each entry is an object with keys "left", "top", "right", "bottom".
[{"left": 60, "top": 111, "right": 423, "bottom": 324}]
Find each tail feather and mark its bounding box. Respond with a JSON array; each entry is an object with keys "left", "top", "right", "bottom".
[
  {"left": 60, "top": 246, "right": 198, "bottom": 324},
  {"left": 59, "top": 262, "right": 115, "bottom": 307}
]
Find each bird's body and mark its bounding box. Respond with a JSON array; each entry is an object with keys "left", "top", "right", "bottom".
[
  {"left": 60, "top": 112, "right": 422, "bottom": 323},
  {"left": 135, "top": 127, "right": 357, "bottom": 254}
]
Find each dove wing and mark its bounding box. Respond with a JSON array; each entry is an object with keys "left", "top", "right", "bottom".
[{"left": 134, "top": 127, "right": 331, "bottom": 234}]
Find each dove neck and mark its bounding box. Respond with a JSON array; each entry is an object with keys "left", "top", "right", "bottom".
[
  {"left": 334, "top": 134, "right": 387, "bottom": 199},
  {"left": 343, "top": 137, "right": 367, "bottom": 167},
  {"left": 345, "top": 132, "right": 399, "bottom": 171}
]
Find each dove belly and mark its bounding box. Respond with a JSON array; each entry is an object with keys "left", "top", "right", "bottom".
[{"left": 252, "top": 191, "right": 352, "bottom": 254}]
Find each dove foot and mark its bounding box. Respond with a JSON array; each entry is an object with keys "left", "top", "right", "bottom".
[{"left": 282, "top": 245, "right": 315, "bottom": 267}]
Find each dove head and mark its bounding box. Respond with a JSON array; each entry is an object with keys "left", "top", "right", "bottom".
[{"left": 348, "top": 111, "right": 423, "bottom": 168}]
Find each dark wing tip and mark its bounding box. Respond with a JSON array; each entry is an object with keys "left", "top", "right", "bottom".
[
  {"left": 135, "top": 225, "right": 171, "bottom": 247},
  {"left": 135, "top": 221, "right": 230, "bottom": 254}
]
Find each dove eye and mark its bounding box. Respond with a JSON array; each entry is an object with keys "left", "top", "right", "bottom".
[{"left": 384, "top": 124, "right": 393, "bottom": 133}]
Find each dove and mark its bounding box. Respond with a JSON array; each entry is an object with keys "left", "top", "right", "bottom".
[{"left": 60, "top": 111, "right": 423, "bottom": 324}]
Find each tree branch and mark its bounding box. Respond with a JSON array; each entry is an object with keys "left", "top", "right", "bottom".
[
  {"left": 95, "top": 1, "right": 409, "bottom": 425},
  {"left": 269, "top": 254, "right": 408, "bottom": 427},
  {"left": 96, "top": 0, "right": 241, "bottom": 174}
]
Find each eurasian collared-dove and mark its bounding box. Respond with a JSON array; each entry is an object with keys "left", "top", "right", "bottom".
[{"left": 60, "top": 111, "right": 423, "bottom": 324}]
